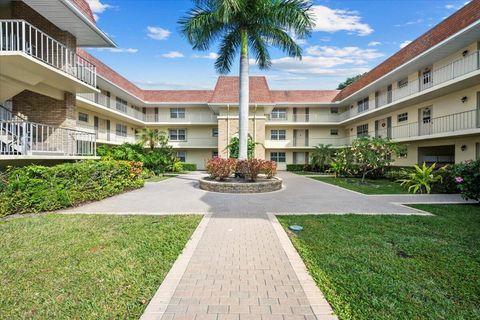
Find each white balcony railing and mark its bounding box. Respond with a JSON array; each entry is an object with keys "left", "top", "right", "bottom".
[
  {"left": 0, "top": 20, "right": 97, "bottom": 87},
  {"left": 264, "top": 109, "right": 479, "bottom": 148},
  {"left": 145, "top": 113, "right": 218, "bottom": 123},
  {"left": 77, "top": 92, "right": 146, "bottom": 121},
  {"left": 267, "top": 113, "right": 341, "bottom": 123},
  {"left": 169, "top": 137, "right": 218, "bottom": 148}
]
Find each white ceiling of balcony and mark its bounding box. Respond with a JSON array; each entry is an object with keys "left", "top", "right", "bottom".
[{"left": 22, "top": 0, "right": 115, "bottom": 47}]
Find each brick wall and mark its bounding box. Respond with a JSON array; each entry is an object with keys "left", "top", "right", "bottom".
[
  {"left": 11, "top": 2, "right": 76, "bottom": 50},
  {"left": 12, "top": 90, "right": 77, "bottom": 129}
]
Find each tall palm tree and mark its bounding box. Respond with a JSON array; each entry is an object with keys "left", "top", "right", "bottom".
[
  {"left": 179, "top": 0, "right": 314, "bottom": 159},
  {"left": 137, "top": 128, "right": 168, "bottom": 151}
]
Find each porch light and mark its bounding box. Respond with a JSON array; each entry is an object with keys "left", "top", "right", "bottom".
[
  {"left": 461, "top": 96, "right": 468, "bottom": 103},
  {"left": 461, "top": 145, "right": 467, "bottom": 152},
  {"left": 462, "top": 50, "right": 469, "bottom": 57}
]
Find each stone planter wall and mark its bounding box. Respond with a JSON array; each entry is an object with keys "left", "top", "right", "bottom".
[{"left": 199, "top": 177, "right": 283, "bottom": 193}]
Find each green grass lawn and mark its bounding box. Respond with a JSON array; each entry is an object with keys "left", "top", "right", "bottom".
[
  {"left": 0, "top": 214, "right": 201, "bottom": 319},
  {"left": 145, "top": 174, "right": 177, "bottom": 182},
  {"left": 278, "top": 204, "right": 480, "bottom": 320},
  {"left": 311, "top": 176, "right": 408, "bottom": 194}
]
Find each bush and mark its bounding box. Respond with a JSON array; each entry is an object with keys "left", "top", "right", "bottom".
[
  {"left": 398, "top": 163, "right": 445, "bottom": 194},
  {"left": 286, "top": 164, "right": 306, "bottom": 172},
  {"left": 182, "top": 163, "right": 197, "bottom": 171},
  {"left": 384, "top": 167, "right": 414, "bottom": 181},
  {"left": 431, "top": 166, "right": 458, "bottom": 194},
  {"left": 237, "top": 159, "right": 264, "bottom": 182},
  {"left": 0, "top": 160, "right": 144, "bottom": 217},
  {"left": 453, "top": 160, "right": 480, "bottom": 201},
  {"left": 261, "top": 160, "right": 277, "bottom": 179},
  {"left": 206, "top": 157, "right": 237, "bottom": 180}
]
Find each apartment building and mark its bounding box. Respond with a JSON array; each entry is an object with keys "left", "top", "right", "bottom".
[{"left": 0, "top": 0, "right": 479, "bottom": 170}]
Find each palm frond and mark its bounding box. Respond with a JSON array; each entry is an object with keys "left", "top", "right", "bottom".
[
  {"left": 215, "top": 28, "right": 241, "bottom": 74},
  {"left": 249, "top": 33, "right": 271, "bottom": 69}
]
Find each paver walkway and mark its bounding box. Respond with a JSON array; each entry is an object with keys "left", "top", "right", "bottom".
[
  {"left": 142, "top": 213, "right": 336, "bottom": 320},
  {"left": 61, "top": 172, "right": 467, "bottom": 215}
]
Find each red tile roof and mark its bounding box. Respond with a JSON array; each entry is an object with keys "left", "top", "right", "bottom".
[
  {"left": 71, "top": 0, "right": 96, "bottom": 24},
  {"left": 334, "top": 0, "right": 480, "bottom": 101},
  {"left": 143, "top": 90, "right": 213, "bottom": 103},
  {"left": 209, "top": 76, "right": 273, "bottom": 103},
  {"left": 271, "top": 90, "right": 339, "bottom": 103}
]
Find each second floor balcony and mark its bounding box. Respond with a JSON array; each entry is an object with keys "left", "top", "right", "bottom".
[{"left": 0, "top": 20, "right": 97, "bottom": 90}]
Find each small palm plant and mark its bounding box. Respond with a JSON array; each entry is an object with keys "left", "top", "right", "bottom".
[
  {"left": 397, "top": 163, "right": 445, "bottom": 194},
  {"left": 310, "top": 144, "right": 333, "bottom": 172},
  {"left": 137, "top": 128, "right": 168, "bottom": 151},
  {"left": 179, "top": 0, "right": 314, "bottom": 159}
]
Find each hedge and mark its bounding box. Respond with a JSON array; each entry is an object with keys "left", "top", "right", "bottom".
[
  {"left": 0, "top": 160, "right": 144, "bottom": 217},
  {"left": 181, "top": 163, "right": 197, "bottom": 171},
  {"left": 286, "top": 164, "right": 306, "bottom": 172}
]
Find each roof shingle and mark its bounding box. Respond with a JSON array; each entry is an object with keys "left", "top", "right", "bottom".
[
  {"left": 209, "top": 76, "right": 273, "bottom": 104},
  {"left": 71, "top": 0, "right": 96, "bottom": 24}
]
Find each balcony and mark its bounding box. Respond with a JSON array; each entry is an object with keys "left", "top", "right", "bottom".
[
  {"left": 77, "top": 92, "right": 146, "bottom": 122},
  {"left": 264, "top": 110, "right": 479, "bottom": 149},
  {"left": 1, "top": 107, "right": 96, "bottom": 158},
  {"left": 0, "top": 20, "right": 97, "bottom": 99},
  {"left": 266, "top": 113, "right": 341, "bottom": 123},
  {"left": 169, "top": 137, "right": 218, "bottom": 148},
  {"left": 339, "top": 51, "right": 480, "bottom": 121},
  {"left": 145, "top": 113, "right": 218, "bottom": 124}
]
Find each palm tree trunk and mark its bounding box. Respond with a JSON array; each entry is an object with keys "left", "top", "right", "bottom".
[{"left": 238, "top": 30, "right": 249, "bottom": 160}]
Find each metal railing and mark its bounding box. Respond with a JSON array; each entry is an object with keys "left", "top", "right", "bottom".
[
  {"left": 1, "top": 105, "right": 96, "bottom": 156},
  {"left": 267, "top": 113, "right": 341, "bottom": 123},
  {"left": 78, "top": 92, "right": 146, "bottom": 121},
  {"left": 0, "top": 20, "right": 97, "bottom": 87}
]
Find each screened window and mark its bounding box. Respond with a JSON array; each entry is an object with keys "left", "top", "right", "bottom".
[
  {"left": 397, "top": 78, "right": 408, "bottom": 88},
  {"left": 397, "top": 112, "right": 408, "bottom": 122},
  {"left": 169, "top": 129, "right": 186, "bottom": 141},
  {"left": 356, "top": 124, "right": 369, "bottom": 137},
  {"left": 270, "top": 129, "right": 286, "bottom": 140},
  {"left": 170, "top": 108, "right": 186, "bottom": 119},
  {"left": 330, "top": 107, "right": 338, "bottom": 114},
  {"left": 270, "top": 108, "right": 287, "bottom": 120},
  {"left": 330, "top": 129, "right": 338, "bottom": 136},
  {"left": 176, "top": 151, "right": 186, "bottom": 162},
  {"left": 116, "top": 124, "right": 127, "bottom": 137},
  {"left": 270, "top": 152, "right": 286, "bottom": 163},
  {"left": 78, "top": 112, "right": 89, "bottom": 123},
  {"left": 212, "top": 128, "right": 219, "bottom": 137},
  {"left": 357, "top": 97, "right": 369, "bottom": 113},
  {"left": 115, "top": 97, "right": 127, "bottom": 113}
]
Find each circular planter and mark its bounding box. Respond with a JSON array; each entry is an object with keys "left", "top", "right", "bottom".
[{"left": 199, "top": 177, "right": 283, "bottom": 193}]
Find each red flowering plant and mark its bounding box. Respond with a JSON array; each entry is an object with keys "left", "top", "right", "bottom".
[
  {"left": 261, "top": 160, "right": 277, "bottom": 179},
  {"left": 206, "top": 157, "right": 236, "bottom": 181},
  {"left": 237, "top": 159, "right": 276, "bottom": 182}
]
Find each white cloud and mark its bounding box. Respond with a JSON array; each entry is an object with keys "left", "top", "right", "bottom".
[
  {"left": 305, "top": 46, "right": 384, "bottom": 64},
  {"left": 96, "top": 48, "right": 138, "bottom": 53},
  {"left": 147, "top": 26, "right": 171, "bottom": 41},
  {"left": 161, "top": 51, "right": 184, "bottom": 58},
  {"left": 400, "top": 40, "right": 412, "bottom": 49},
  {"left": 395, "top": 18, "right": 424, "bottom": 27},
  {"left": 85, "top": 0, "right": 111, "bottom": 20},
  {"left": 445, "top": 4, "right": 455, "bottom": 9},
  {"left": 193, "top": 52, "right": 219, "bottom": 60},
  {"left": 368, "top": 41, "right": 381, "bottom": 47},
  {"left": 310, "top": 5, "right": 373, "bottom": 36}
]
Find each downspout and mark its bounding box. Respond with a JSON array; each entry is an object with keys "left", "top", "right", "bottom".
[{"left": 227, "top": 104, "right": 230, "bottom": 158}]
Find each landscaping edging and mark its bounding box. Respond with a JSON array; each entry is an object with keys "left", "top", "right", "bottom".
[{"left": 199, "top": 177, "right": 283, "bottom": 193}]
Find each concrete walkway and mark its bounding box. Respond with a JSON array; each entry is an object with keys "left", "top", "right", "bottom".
[
  {"left": 60, "top": 172, "right": 467, "bottom": 215},
  {"left": 142, "top": 213, "right": 337, "bottom": 320}
]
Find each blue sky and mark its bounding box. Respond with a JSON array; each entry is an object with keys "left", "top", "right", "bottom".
[{"left": 85, "top": 0, "right": 470, "bottom": 90}]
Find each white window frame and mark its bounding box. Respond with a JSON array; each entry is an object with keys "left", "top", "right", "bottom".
[
  {"left": 397, "top": 78, "right": 408, "bottom": 88},
  {"left": 115, "top": 123, "right": 127, "bottom": 137},
  {"left": 270, "top": 152, "right": 286, "bottom": 163},
  {"left": 170, "top": 108, "right": 186, "bottom": 119},
  {"left": 357, "top": 97, "right": 369, "bottom": 113},
  {"left": 270, "top": 108, "right": 287, "bottom": 120},
  {"left": 330, "top": 107, "right": 338, "bottom": 114},
  {"left": 270, "top": 129, "right": 286, "bottom": 140},
  {"left": 397, "top": 112, "right": 408, "bottom": 123},
  {"left": 330, "top": 129, "right": 338, "bottom": 136},
  {"left": 115, "top": 97, "right": 128, "bottom": 113},
  {"left": 78, "top": 112, "right": 89, "bottom": 123},
  {"left": 356, "top": 124, "right": 369, "bottom": 137},
  {"left": 169, "top": 129, "right": 187, "bottom": 141},
  {"left": 212, "top": 128, "right": 219, "bottom": 137}
]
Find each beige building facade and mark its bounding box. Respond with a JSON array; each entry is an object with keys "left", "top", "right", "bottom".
[{"left": 1, "top": 0, "right": 479, "bottom": 170}]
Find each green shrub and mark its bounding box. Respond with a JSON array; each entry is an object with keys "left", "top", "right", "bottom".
[
  {"left": 431, "top": 166, "right": 458, "bottom": 194},
  {"left": 384, "top": 167, "right": 414, "bottom": 181},
  {"left": 286, "top": 164, "right": 306, "bottom": 172},
  {"left": 181, "top": 163, "right": 197, "bottom": 171},
  {"left": 453, "top": 160, "right": 480, "bottom": 201},
  {"left": 398, "top": 163, "right": 445, "bottom": 194},
  {"left": 0, "top": 160, "right": 144, "bottom": 217}
]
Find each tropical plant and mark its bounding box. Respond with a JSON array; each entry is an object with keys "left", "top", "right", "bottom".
[
  {"left": 226, "top": 134, "right": 259, "bottom": 159},
  {"left": 336, "top": 73, "right": 365, "bottom": 90},
  {"left": 350, "top": 137, "right": 406, "bottom": 182},
  {"left": 261, "top": 160, "right": 277, "bottom": 179},
  {"left": 137, "top": 128, "right": 169, "bottom": 151},
  {"left": 329, "top": 147, "right": 355, "bottom": 178},
  {"left": 237, "top": 159, "right": 265, "bottom": 181},
  {"left": 179, "top": 0, "right": 314, "bottom": 159},
  {"left": 453, "top": 160, "right": 480, "bottom": 201},
  {"left": 397, "top": 163, "right": 445, "bottom": 194},
  {"left": 310, "top": 144, "right": 333, "bottom": 172},
  {"left": 205, "top": 157, "right": 237, "bottom": 180}
]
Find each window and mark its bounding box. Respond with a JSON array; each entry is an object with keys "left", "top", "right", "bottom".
[
  {"left": 356, "top": 124, "right": 369, "bottom": 137},
  {"left": 398, "top": 150, "right": 408, "bottom": 158},
  {"left": 270, "top": 129, "right": 286, "bottom": 140},
  {"left": 169, "top": 129, "right": 186, "bottom": 141},
  {"left": 357, "top": 97, "right": 369, "bottom": 113},
  {"left": 212, "top": 128, "right": 219, "bottom": 137},
  {"left": 78, "top": 112, "right": 89, "bottom": 123},
  {"left": 330, "top": 107, "right": 338, "bottom": 114},
  {"left": 270, "top": 108, "right": 287, "bottom": 120},
  {"left": 170, "top": 108, "right": 185, "bottom": 119},
  {"left": 397, "top": 112, "right": 408, "bottom": 123},
  {"left": 270, "top": 152, "right": 286, "bottom": 163},
  {"left": 116, "top": 124, "right": 127, "bottom": 137},
  {"left": 116, "top": 97, "right": 127, "bottom": 113},
  {"left": 422, "top": 69, "right": 432, "bottom": 84},
  {"left": 176, "top": 151, "right": 186, "bottom": 162},
  {"left": 330, "top": 129, "right": 338, "bottom": 136},
  {"left": 397, "top": 78, "right": 408, "bottom": 88},
  {"left": 212, "top": 151, "right": 219, "bottom": 158}
]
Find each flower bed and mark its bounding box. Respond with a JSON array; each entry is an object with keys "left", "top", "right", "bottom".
[{"left": 199, "top": 176, "right": 282, "bottom": 193}]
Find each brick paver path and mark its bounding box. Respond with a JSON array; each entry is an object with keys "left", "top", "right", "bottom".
[{"left": 154, "top": 213, "right": 336, "bottom": 320}]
